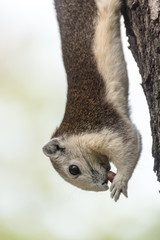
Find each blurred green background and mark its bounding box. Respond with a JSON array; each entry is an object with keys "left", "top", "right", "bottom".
[{"left": 0, "top": 0, "right": 160, "bottom": 240}]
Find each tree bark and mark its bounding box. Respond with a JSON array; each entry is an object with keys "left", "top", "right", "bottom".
[{"left": 122, "top": 0, "right": 160, "bottom": 181}]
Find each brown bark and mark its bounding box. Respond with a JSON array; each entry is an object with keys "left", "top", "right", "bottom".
[{"left": 122, "top": 0, "right": 160, "bottom": 181}]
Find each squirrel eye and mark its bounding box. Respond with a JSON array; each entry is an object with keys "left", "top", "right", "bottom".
[{"left": 69, "top": 165, "right": 81, "bottom": 175}]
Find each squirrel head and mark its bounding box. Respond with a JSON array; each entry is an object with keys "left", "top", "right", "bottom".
[{"left": 43, "top": 135, "right": 111, "bottom": 192}]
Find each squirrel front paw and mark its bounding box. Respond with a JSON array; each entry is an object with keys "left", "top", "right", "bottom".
[{"left": 110, "top": 174, "right": 128, "bottom": 201}]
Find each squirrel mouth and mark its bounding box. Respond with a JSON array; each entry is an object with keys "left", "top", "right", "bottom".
[
  {"left": 102, "top": 164, "right": 111, "bottom": 171},
  {"left": 102, "top": 179, "right": 108, "bottom": 185}
]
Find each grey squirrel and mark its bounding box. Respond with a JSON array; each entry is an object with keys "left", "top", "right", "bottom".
[{"left": 43, "top": 0, "right": 141, "bottom": 201}]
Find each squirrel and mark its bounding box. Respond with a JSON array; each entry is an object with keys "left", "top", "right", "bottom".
[{"left": 43, "top": 0, "right": 141, "bottom": 201}]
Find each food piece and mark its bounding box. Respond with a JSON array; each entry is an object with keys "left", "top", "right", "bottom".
[{"left": 106, "top": 171, "right": 116, "bottom": 183}]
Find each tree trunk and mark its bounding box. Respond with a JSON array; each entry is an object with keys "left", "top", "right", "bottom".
[{"left": 122, "top": 0, "right": 160, "bottom": 181}]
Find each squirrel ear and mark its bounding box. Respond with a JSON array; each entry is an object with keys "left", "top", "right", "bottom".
[{"left": 42, "top": 138, "right": 65, "bottom": 157}]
